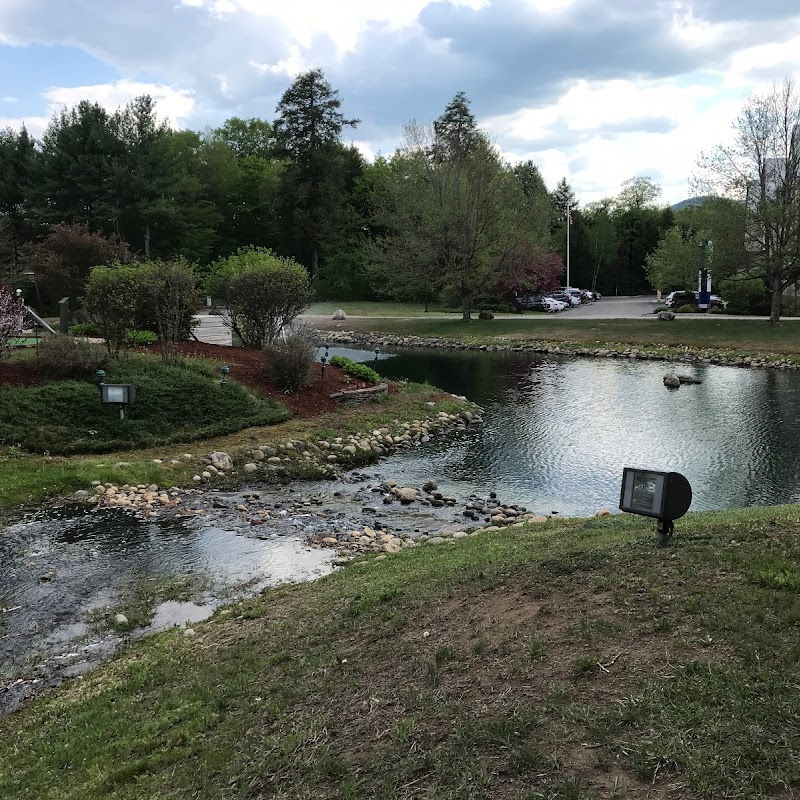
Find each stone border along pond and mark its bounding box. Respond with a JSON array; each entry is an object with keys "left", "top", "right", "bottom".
[{"left": 318, "top": 329, "right": 800, "bottom": 370}]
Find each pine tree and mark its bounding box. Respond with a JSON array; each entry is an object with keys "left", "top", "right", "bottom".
[{"left": 273, "top": 69, "right": 359, "bottom": 279}]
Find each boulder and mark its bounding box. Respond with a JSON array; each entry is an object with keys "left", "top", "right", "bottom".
[
  {"left": 332, "top": 309, "right": 347, "bottom": 320},
  {"left": 422, "top": 480, "right": 438, "bottom": 493},
  {"left": 663, "top": 373, "right": 681, "bottom": 389},
  {"left": 594, "top": 509, "right": 612, "bottom": 517},
  {"left": 658, "top": 311, "right": 676, "bottom": 321},
  {"left": 210, "top": 451, "right": 234, "bottom": 471},
  {"left": 395, "top": 487, "right": 419, "bottom": 504},
  {"left": 243, "top": 463, "right": 258, "bottom": 473}
]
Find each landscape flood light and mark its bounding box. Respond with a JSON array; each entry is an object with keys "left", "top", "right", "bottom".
[
  {"left": 99, "top": 382, "right": 137, "bottom": 420},
  {"left": 619, "top": 467, "right": 692, "bottom": 546}
]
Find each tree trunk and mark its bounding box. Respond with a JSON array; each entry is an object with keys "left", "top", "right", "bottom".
[
  {"left": 144, "top": 224, "right": 151, "bottom": 260},
  {"left": 461, "top": 292, "right": 472, "bottom": 321},
  {"left": 311, "top": 249, "right": 319, "bottom": 281},
  {"left": 769, "top": 278, "right": 783, "bottom": 324}
]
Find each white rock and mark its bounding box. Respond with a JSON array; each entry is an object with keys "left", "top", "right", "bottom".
[{"left": 114, "top": 613, "right": 128, "bottom": 625}]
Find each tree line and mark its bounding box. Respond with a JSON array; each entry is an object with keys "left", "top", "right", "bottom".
[{"left": 3, "top": 69, "right": 792, "bottom": 319}]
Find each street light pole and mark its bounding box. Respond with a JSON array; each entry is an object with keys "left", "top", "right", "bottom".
[{"left": 565, "top": 205, "right": 571, "bottom": 288}]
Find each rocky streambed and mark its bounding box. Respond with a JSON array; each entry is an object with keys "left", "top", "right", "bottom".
[{"left": 3, "top": 401, "right": 591, "bottom": 717}]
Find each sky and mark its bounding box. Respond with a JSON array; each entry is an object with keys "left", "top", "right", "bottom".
[{"left": 1, "top": 0, "right": 799, "bottom": 206}]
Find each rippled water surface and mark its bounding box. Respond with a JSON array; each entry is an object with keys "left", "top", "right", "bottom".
[{"left": 372, "top": 348, "right": 800, "bottom": 515}]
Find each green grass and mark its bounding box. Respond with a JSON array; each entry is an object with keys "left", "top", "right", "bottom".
[
  {"left": 2, "top": 505, "right": 799, "bottom": 798},
  {"left": 0, "top": 354, "right": 289, "bottom": 454},
  {"left": 330, "top": 316, "right": 800, "bottom": 359},
  {"left": 0, "top": 381, "right": 467, "bottom": 511},
  {"left": 308, "top": 300, "right": 461, "bottom": 317}
]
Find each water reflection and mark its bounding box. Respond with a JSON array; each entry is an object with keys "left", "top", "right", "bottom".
[{"left": 376, "top": 349, "right": 800, "bottom": 514}]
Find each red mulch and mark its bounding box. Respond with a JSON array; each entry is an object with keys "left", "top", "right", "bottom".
[
  {"left": 161, "top": 342, "right": 379, "bottom": 418},
  {"left": 0, "top": 361, "right": 39, "bottom": 388}
]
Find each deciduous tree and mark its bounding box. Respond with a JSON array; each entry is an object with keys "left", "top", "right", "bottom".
[{"left": 696, "top": 77, "right": 800, "bottom": 322}]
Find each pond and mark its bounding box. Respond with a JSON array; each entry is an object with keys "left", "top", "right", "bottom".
[
  {"left": 4, "top": 345, "right": 799, "bottom": 711},
  {"left": 366, "top": 347, "right": 800, "bottom": 515}
]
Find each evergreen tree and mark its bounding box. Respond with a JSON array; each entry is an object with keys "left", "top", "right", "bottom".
[
  {"left": 0, "top": 126, "right": 35, "bottom": 271},
  {"left": 431, "top": 91, "right": 479, "bottom": 162},
  {"left": 272, "top": 68, "right": 359, "bottom": 279},
  {"left": 32, "top": 101, "right": 124, "bottom": 234},
  {"left": 552, "top": 177, "right": 577, "bottom": 218},
  {"left": 113, "top": 95, "right": 180, "bottom": 258}
]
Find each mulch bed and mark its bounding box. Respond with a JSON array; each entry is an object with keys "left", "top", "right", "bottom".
[
  {"left": 0, "top": 343, "right": 384, "bottom": 418},
  {"left": 159, "top": 342, "right": 377, "bottom": 418},
  {"left": 0, "top": 361, "right": 39, "bottom": 388}
]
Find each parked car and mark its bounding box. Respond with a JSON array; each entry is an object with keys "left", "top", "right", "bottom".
[
  {"left": 515, "top": 295, "right": 548, "bottom": 311},
  {"left": 542, "top": 296, "right": 567, "bottom": 312},
  {"left": 665, "top": 290, "right": 726, "bottom": 309},
  {"left": 695, "top": 291, "right": 727, "bottom": 309},
  {"left": 551, "top": 291, "right": 580, "bottom": 307},
  {"left": 665, "top": 290, "right": 697, "bottom": 309}
]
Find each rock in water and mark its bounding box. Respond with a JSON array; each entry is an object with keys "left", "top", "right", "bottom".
[{"left": 663, "top": 373, "right": 681, "bottom": 389}]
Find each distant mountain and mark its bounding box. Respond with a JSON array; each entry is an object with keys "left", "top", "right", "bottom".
[{"left": 670, "top": 196, "right": 712, "bottom": 211}]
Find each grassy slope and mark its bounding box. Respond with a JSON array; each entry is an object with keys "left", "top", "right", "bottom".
[
  {"left": 330, "top": 316, "right": 800, "bottom": 358},
  {"left": 0, "top": 382, "right": 467, "bottom": 512},
  {"left": 2, "top": 507, "right": 798, "bottom": 799}
]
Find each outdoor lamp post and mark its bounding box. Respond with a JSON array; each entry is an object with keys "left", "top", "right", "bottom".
[
  {"left": 320, "top": 354, "right": 327, "bottom": 381},
  {"left": 374, "top": 347, "right": 381, "bottom": 363},
  {"left": 96, "top": 369, "right": 106, "bottom": 385},
  {"left": 619, "top": 467, "right": 692, "bottom": 547},
  {"left": 220, "top": 364, "right": 230, "bottom": 386}
]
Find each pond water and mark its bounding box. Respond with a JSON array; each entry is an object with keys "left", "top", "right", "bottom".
[
  {"left": 4, "top": 345, "right": 800, "bottom": 710},
  {"left": 367, "top": 347, "right": 800, "bottom": 515}
]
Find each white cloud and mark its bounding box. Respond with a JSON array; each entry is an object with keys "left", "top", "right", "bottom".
[
  {"left": 2, "top": 96, "right": 19, "bottom": 104},
  {"left": 482, "top": 77, "right": 746, "bottom": 204},
  {"left": 0, "top": 116, "right": 49, "bottom": 138},
  {"left": 42, "top": 80, "right": 196, "bottom": 127}
]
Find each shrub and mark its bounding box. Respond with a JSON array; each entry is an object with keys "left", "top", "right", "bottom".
[
  {"left": 84, "top": 265, "right": 143, "bottom": 356},
  {"left": 38, "top": 335, "right": 108, "bottom": 379},
  {"left": 125, "top": 329, "right": 158, "bottom": 347},
  {"left": 652, "top": 305, "right": 668, "bottom": 314},
  {"left": 68, "top": 322, "right": 100, "bottom": 337},
  {"left": 478, "top": 310, "right": 495, "bottom": 320},
  {"left": 139, "top": 260, "right": 198, "bottom": 363},
  {"left": 0, "top": 356, "right": 290, "bottom": 454},
  {"left": 265, "top": 335, "right": 315, "bottom": 392},
  {"left": 719, "top": 278, "right": 770, "bottom": 315},
  {"left": 208, "top": 248, "right": 313, "bottom": 349},
  {"left": 675, "top": 304, "right": 697, "bottom": 313},
  {"left": 329, "top": 355, "right": 381, "bottom": 384}
]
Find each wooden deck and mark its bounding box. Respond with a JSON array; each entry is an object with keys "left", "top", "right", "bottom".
[{"left": 192, "top": 314, "right": 232, "bottom": 346}]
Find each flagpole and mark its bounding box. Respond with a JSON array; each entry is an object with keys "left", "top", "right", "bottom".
[{"left": 566, "top": 205, "right": 570, "bottom": 288}]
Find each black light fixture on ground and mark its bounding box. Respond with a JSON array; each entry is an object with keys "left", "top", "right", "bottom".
[
  {"left": 619, "top": 467, "right": 692, "bottom": 546},
  {"left": 96, "top": 370, "right": 137, "bottom": 421}
]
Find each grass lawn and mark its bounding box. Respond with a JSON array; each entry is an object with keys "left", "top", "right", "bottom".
[
  {"left": 308, "top": 300, "right": 461, "bottom": 317},
  {"left": 1, "top": 505, "right": 798, "bottom": 798},
  {"left": 327, "top": 316, "right": 800, "bottom": 358}
]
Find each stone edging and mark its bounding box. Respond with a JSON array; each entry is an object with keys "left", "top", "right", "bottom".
[{"left": 317, "top": 330, "right": 800, "bottom": 371}]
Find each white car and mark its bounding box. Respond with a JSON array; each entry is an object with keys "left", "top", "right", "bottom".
[{"left": 542, "top": 296, "right": 567, "bottom": 312}]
